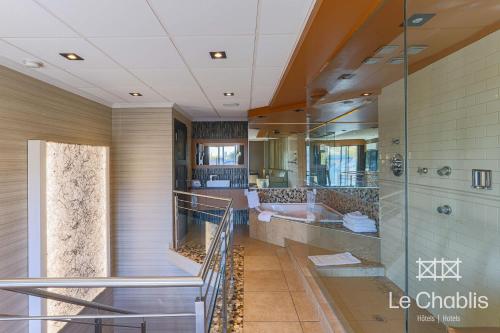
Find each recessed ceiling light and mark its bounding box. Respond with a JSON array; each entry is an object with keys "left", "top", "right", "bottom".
[
  {"left": 361, "top": 92, "right": 372, "bottom": 96},
  {"left": 295, "top": 109, "right": 304, "bottom": 112},
  {"left": 407, "top": 45, "right": 428, "bottom": 55},
  {"left": 257, "top": 115, "right": 266, "bottom": 119},
  {"left": 387, "top": 57, "right": 404, "bottom": 65},
  {"left": 129, "top": 92, "right": 142, "bottom": 96},
  {"left": 362, "top": 57, "right": 382, "bottom": 65},
  {"left": 223, "top": 92, "right": 234, "bottom": 96},
  {"left": 210, "top": 51, "right": 227, "bottom": 59},
  {"left": 23, "top": 59, "right": 43, "bottom": 68},
  {"left": 374, "top": 45, "right": 399, "bottom": 56},
  {"left": 59, "top": 53, "right": 84, "bottom": 61},
  {"left": 407, "top": 13, "right": 435, "bottom": 27},
  {"left": 338, "top": 73, "right": 355, "bottom": 80}
]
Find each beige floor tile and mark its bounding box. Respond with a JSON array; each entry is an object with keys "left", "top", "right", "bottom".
[
  {"left": 244, "top": 291, "right": 299, "bottom": 322},
  {"left": 291, "top": 291, "right": 320, "bottom": 322},
  {"left": 243, "top": 321, "right": 303, "bottom": 333},
  {"left": 244, "top": 270, "right": 288, "bottom": 291},
  {"left": 244, "top": 255, "right": 282, "bottom": 271},
  {"left": 301, "top": 321, "right": 326, "bottom": 333},
  {"left": 284, "top": 271, "right": 305, "bottom": 291},
  {"left": 245, "top": 243, "right": 281, "bottom": 256}
]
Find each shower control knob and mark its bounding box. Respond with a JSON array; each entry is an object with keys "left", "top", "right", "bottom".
[
  {"left": 437, "top": 166, "right": 452, "bottom": 176},
  {"left": 437, "top": 205, "right": 452, "bottom": 215}
]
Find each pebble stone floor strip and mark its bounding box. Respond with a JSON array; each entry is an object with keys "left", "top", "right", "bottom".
[{"left": 177, "top": 242, "right": 244, "bottom": 332}]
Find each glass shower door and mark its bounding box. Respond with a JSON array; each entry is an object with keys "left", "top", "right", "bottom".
[{"left": 405, "top": 0, "right": 500, "bottom": 331}]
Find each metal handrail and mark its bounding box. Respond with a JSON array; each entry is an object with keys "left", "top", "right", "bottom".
[
  {"left": 0, "top": 190, "right": 234, "bottom": 333},
  {"left": 4, "top": 288, "right": 135, "bottom": 314}
]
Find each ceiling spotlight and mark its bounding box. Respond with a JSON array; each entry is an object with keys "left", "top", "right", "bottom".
[
  {"left": 338, "top": 73, "right": 355, "bottom": 80},
  {"left": 407, "top": 13, "right": 435, "bottom": 27},
  {"left": 257, "top": 115, "right": 266, "bottom": 119},
  {"left": 23, "top": 59, "right": 43, "bottom": 68},
  {"left": 59, "top": 53, "right": 84, "bottom": 61},
  {"left": 361, "top": 92, "right": 372, "bottom": 96},
  {"left": 374, "top": 45, "right": 399, "bottom": 56},
  {"left": 407, "top": 45, "right": 428, "bottom": 55},
  {"left": 129, "top": 92, "right": 142, "bottom": 96},
  {"left": 295, "top": 109, "right": 304, "bottom": 112},
  {"left": 210, "top": 51, "right": 227, "bottom": 59},
  {"left": 362, "top": 57, "right": 382, "bottom": 65},
  {"left": 223, "top": 92, "right": 234, "bottom": 96},
  {"left": 387, "top": 57, "right": 404, "bottom": 65}
]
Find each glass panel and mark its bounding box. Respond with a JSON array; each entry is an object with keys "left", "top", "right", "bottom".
[{"left": 406, "top": 0, "right": 500, "bottom": 331}]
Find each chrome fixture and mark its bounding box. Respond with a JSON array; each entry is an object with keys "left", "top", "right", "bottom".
[
  {"left": 472, "top": 169, "right": 492, "bottom": 189},
  {"left": 390, "top": 153, "right": 403, "bottom": 177},
  {"left": 407, "top": 13, "right": 435, "bottom": 27},
  {"left": 392, "top": 138, "right": 400, "bottom": 145},
  {"left": 209, "top": 174, "right": 218, "bottom": 181},
  {"left": 417, "top": 167, "right": 428, "bottom": 175},
  {"left": 437, "top": 166, "right": 452, "bottom": 176},
  {"left": 437, "top": 205, "right": 452, "bottom": 215}
]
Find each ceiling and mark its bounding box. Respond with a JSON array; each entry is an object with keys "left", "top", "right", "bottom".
[{"left": 0, "top": 0, "right": 315, "bottom": 119}]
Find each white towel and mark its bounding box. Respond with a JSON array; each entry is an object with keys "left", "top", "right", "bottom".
[
  {"left": 308, "top": 252, "right": 361, "bottom": 266},
  {"left": 258, "top": 210, "right": 274, "bottom": 222},
  {"left": 345, "top": 211, "right": 369, "bottom": 219},
  {"left": 247, "top": 191, "right": 260, "bottom": 209},
  {"left": 343, "top": 219, "right": 377, "bottom": 233},
  {"left": 343, "top": 217, "right": 376, "bottom": 227}
]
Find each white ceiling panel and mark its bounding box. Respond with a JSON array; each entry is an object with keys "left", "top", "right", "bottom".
[
  {"left": 211, "top": 98, "right": 250, "bottom": 112},
  {"left": 0, "top": 0, "right": 77, "bottom": 37},
  {"left": 255, "top": 34, "right": 297, "bottom": 67},
  {"left": 148, "top": 0, "right": 258, "bottom": 36},
  {"left": 79, "top": 87, "right": 125, "bottom": 104},
  {"left": 251, "top": 85, "right": 275, "bottom": 109},
  {"left": 90, "top": 37, "right": 185, "bottom": 69},
  {"left": 253, "top": 67, "right": 283, "bottom": 88},
  {"left": 177, "top": 106, "right": 218, "bottom": 119},
  {"left": 174, "top": 36, "right": 254, "bottom": 68},
  {"left": 155, "top": 85, "right": 212, "bottom": 109},
  {"left": 106, "top": 85, "right": 169, "bottom": 103},
  {"left": 5, "top": 37, "right": 118, "bottom": 70},
  {"left": 130, "top": 68, "right": 197, "bottom": 88},
  {"left": 193, "top": 67, "right": 252, "bottom": 101},
  {"left": 259, "top": 0, "right": 314, "bottom": 34},
  {"left": 37, "top": 0, "right": 165, "bottom": 37},
  {"left": 70, "top": 68, "right": 138, "bottom": 87}
]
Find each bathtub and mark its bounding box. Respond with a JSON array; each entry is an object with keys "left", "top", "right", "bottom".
[{"left": 256, "top": 203, "right": 343, "bottom": 223}]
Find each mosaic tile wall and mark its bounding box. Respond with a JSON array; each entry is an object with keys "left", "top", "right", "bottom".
[
  {"left": 256, "top": 187, "right": 379, "bottom": 222},
  {"left": 192, "top": 121, "right": 248, "bottom": 140}
]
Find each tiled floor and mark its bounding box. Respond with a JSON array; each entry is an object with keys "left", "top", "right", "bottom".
[{"left": 235, "top": 229, "right": 325, "bottom": 333}]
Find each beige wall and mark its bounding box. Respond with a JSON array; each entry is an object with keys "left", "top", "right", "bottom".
[
  {"left": 379, "top": 31, "right": 500, "bottom": 327},
  {"left": 0, "top": 65, "right": 111, "bottom": 333},
  {"left": 111, "top": 107, "right": 196, "bottom": 332}
]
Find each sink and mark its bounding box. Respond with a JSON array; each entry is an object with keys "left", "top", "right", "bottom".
[{"left": 206, "top": 180, "right": 231, "bottom": 188}]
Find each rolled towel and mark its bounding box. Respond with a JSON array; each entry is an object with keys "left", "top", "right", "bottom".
[
  {"left": 346, "top": 211, "right": 369, "bottom": 219},
  {"left": 343, "top": 216, "right": 375, "bottom": 226},
  {"left": 258, "top": 210, "right": 274, "bottom": 223},
  {"left": 247, "top": 191, "right": 260, "bottom": 209}
]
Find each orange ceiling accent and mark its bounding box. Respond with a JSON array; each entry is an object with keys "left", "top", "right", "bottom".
[{"left": 263, "top": 0, "right": 384, "bottom": 110}]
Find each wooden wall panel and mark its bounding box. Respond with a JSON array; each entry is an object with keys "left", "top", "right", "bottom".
[{"left": 0, "top": 65, "right": 111, "bottom": 333}]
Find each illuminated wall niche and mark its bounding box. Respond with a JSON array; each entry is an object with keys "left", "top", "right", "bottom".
[{"left": 28, "top": 141, "right": 110, "bottom": 333}]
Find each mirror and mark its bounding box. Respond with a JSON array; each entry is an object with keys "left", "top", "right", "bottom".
[{"left": 195, "top": 143, "right": 244, "bottom": 166}]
